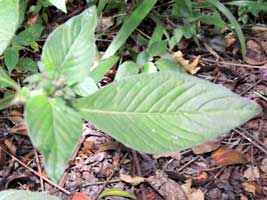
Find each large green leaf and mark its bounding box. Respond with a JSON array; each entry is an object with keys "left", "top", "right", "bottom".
[
  {"left": 41, "top": 7, "right": 97, "bottom": 85},
  {"left": 0, "top": 190, "right": 61, "bottom": 200},
  {"left": 48, "top": 0, "right": 67, "bottom": 13},
  {"left": 0, "top": 0, "right": 20, "bottom": 55},
  {"left": 25, "top": 95, "right": 83, "bottom": 182},
  {"left": 74, "top": 72, "right": 261, "bottom": 153}
]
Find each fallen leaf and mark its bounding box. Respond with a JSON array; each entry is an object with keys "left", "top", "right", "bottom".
[
  {"left": 240, "top": 194, "right": 248, "bottom": 200},
  {"left": 260, "top": 158, "right": 267, "bottom": 173},
  {"left": 72, "top": 192, "right": 92, "bottom": 200},
  {"left": 83, "top": 140, "right": 98, "bottom": 152},
  {"left": 192, "top": 140, "right": 220, "bottom": 155},
  {"left": 242, "top": 182, "right": 263, "bottom": 195},
  {"left": 173, "top": 51, "right": 201, "bottom": 74},
  {"left": 244, "top": 166, "right": 260, "bottom": 181},
  {"left": 120, "top": 174, "right": 145, "bottom": 186},
  {"left": 153, "top": 152, "right": 181, "bottom": 160},
  {"left": 99, "top": 188, "right": 136, "bottom": 200},
  {"left": 225, "top": 33, "right": 236, "bottom": 48},
  {"left": 4, "top": 139, "right": 16, "bottom": 155},
  {"left": 246, "top": 40, "right": 267, "bottom": 65},
  {"left": 97, "top": 141, "right": 120, "bottom": 152},
  {"left": 181, "top": 179, "right": 205, "bottom": 200},
  {"left": 0, "top": 144, "right": 6, "bottom": 169},
  {"left": 192, "top": 171, "right": 208, "bottom": 180},
  {"left": 9, "top": 122, "right": 28, "bottom": 136},
  {"left": 146, "top": 170, "right": 188, "bottom": 200},
  {"left": 242, "top": 182, "right": 255, "bottom": 195},
  {"left": 252, "top": 26, "right": 267, "bottom": 39},
  {"left": 211, "top": 145, "right": 247, "bottom": 166}
]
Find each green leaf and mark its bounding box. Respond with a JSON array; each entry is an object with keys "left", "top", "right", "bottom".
[
  {"left": 143, "top": 62, "right": 157, "bottom": 73},
  {"left": 103, "top": 0, "right": 158, "bottom": 59},
  {"left": 18, "top": 57, "right": 38, "bottom": 72},
  {"left": 99, "top": 188, "right": 136, "bottom": 200},
  {"left": 0, "top": 0, "right": 20, "bottom": 55},
  {"left": 205, "top": 0, "right": 246, "bottom": 60},
  {"left": 74, "top": 72, "right": 261, "bottom": 153},
  {"left": 156, "top": 53, "right": 185, "bottom": 73},
  {"left": 4, "top": 47, "right": 19, "bottom": 71},
  {"left": 41, "top": 7, "right": 97, "bottom": 85},
  {"left": 115, "top": 61, "right": 140, "bottom": 81},
  {"left": 169, "top": 28, "right": 183, "bottom": 50},
  {"left": 0, "top": 68, "right": 19, "bottom": 89},
  {"left": 74, "top": 76, "right": 98, "bottom": 97},
  {"left": 0, "top": 92, "right": 15, "bottom": 110},
  {"left": 16, "top": 24, "right": 43, "bottom": 46},
  {"left": 48, "top": 0, "right": 67, "bottom": 13},
  {"left": 0, "top": 190, "right": 61, "bottom": 200},
  {"left": 90, "top": 55, "right": 119, "bottom": 83},
  {"left": 25, "top": 95, "right": 83, "bottom": 182},
  {"left": 147, "top": 40, "right": 167, "bottom": 57}
]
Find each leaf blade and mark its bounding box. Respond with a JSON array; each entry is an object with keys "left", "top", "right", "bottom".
[
  {"left": 41, "top": 7, "right": 97, "bottom": 85},
  {"left": 0, "top": 0, "right": 20, "bottom": 55},
  {"left": 74, "top": 72, "right": 261, "bottom": 153},
  {"left": 25, "top": 95, "right": 83, "bottom": 182},
  {"left": 0, "top": 190, "right": 61, "bottom": 200}
]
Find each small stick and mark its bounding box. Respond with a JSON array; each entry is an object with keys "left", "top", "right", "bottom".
[
  {"left": 234, "top": 128, "right": 267, "bottom": 156},
  {"left": 0, "top": 146, "right": 71, "bottom": 195},
  {"left": 177, "top": 156, "right": 200, "bottom": 172},
  {"left": 201, "top": 58, "right": 267, "bottom": 69},
  {"left": 34, "top": 149, "right": 44, "bottom": 191}
]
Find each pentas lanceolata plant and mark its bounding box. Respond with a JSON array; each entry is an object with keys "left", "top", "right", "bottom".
[{"left": 0, "top": 2, "right": 262, "bottom": 196}]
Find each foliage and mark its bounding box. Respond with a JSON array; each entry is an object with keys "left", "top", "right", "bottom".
[
  {"left": 0, "top": 190, "right": 60, "bottom": 200},
  {"left": 0, "top": 0, "right": 264, "bottom": 198}
]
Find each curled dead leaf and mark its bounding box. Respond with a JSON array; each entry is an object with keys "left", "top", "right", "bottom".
[
  {"left": 146, "top": 170, "right": 188, "bottom": 200},
  {"left": 181, "top": 179, "right": 205, "bottom": 200},
  {"left": 173, "top": 51, "right": 201, "bottom": 74},
  {"left": 153, "top": 152, "right": 181, "bottom": 160},
  {"left": 192, "top": 140, "right": 220, "bottom": 155},
  {"left": 211, "top": 146, "right": 247, "bottom": 166},
  {"left": 120, "top": 174, "right": 145, "bottom": 186}
]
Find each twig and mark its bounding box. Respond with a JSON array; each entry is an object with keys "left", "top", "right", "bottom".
[
  {"left": 0, "top": 146, "right": 71, "bottom": 195},
  {"left": 201, "top": 58, "right": 267, "bottom": 69},
  {"left": 177, "top": 156, "right": 200, "bottom": 172},
  {"left": 205, "top": 166, "right": 226, "bottom": 188},
  {"left": 132, "top": 151, "right": 146, "bottom": 200},
  {"left": 234, "top": 128, "right": 267, "bottom": 156},
  {"left": 34, "top": 149, "right": 44, "bottom": 191},
  {"left": 240, "top": 80, "right": 262, "bottom": 96},
  {"left": 94, "top": 149, "right": 128, "bottom": 199}
]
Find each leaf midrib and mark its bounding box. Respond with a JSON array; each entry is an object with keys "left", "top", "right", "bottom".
[{"left": 80, "top": 108, "right": 248, "bottom": 116}]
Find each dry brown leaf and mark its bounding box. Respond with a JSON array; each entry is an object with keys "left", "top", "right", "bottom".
[
  {"left": 97, "top": 141, "right": 120, "bottom": 152},
  {"left": 251, "top": 26, "right": 267, "bottom": 39},
  {"left": 181, "top": 179, "right": 205, "bottom": 200},
  {"left": 0, "top": 145, "right": 6, "bottom": 170},
  {"left": 173, "top": 51, "right": 201, "bottom": 74},
  {"left": 242, "top": 182, "right": 256, "bottom": 195},
  {"left": 83, "top": 140, "right": 98, "bottom": 152},
  {"left": 260, "top": 158, "right": 267, "bottom": 173},
  {"left": 225, "top": 34, "right": 236, "bottom": 48},
  {"left": 211, "top": 145, "right": 247, "bottom": 166},
  {"left": 120, "top": 174, "right": 145, "bottom": 186},
  {"left": 153, "top": 152, "right": 181, "bottom": 160},
  {"left": 4, "top": 139, "right": 16, "bottom": 155},
  {"left": 9, "top": 122, "right": 28, "bottom": 136},
  {"left": 146, "top": 170, "right": 188, "bottom": 200},
  {"left": 244, "top": 166, "right": 260, "bottom": 181},
  {"left": 246, "top": 40, "right": 267, "bottom": 65},
  {"left": 72, "top": 192, "right": 92, "bottom": 200},
  {"left": 192, "top": 171, "right": 208, "bottom": 180},
  {"left": 240, "top": 194, "right": 248, "bottom": 200},
  {"left": 192, "top": 140, "right": 220, "bottom": 155}
]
